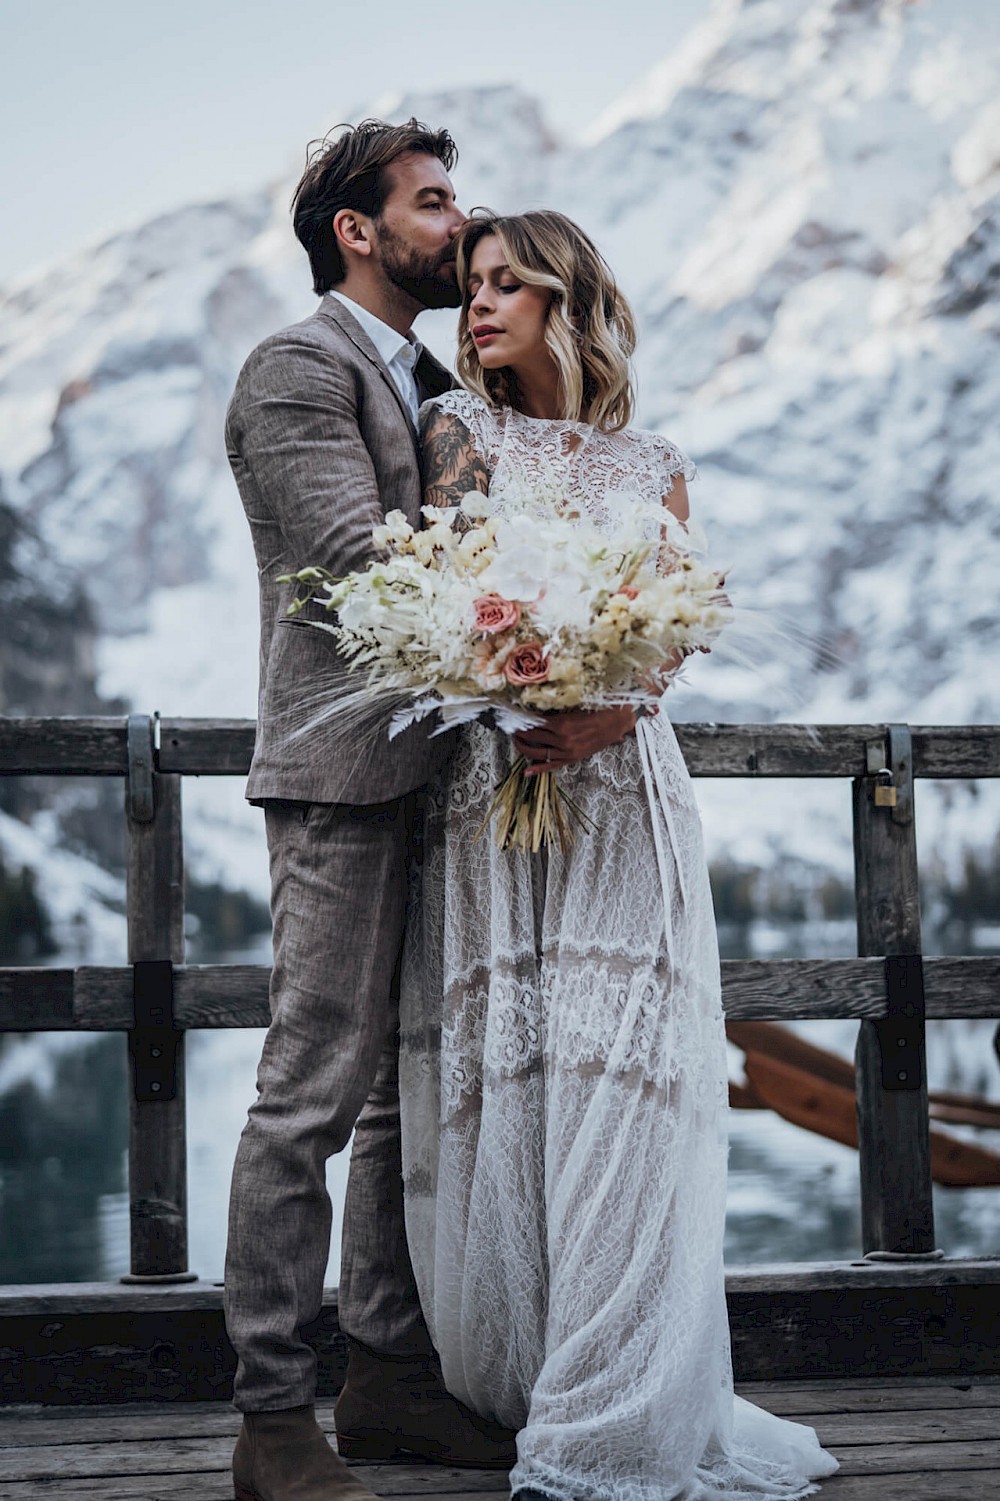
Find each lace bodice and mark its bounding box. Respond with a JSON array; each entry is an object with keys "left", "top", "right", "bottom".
[{"left": 421, "top": 388, "right": 695, "bottom": 528}]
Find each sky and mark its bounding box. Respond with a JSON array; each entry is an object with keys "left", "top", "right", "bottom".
[
  {"left": 3, "top": 0, "right": 998, "bottom": 290},
  {"left": 0, "top": 0, "right": 711, "bottom": 286}
]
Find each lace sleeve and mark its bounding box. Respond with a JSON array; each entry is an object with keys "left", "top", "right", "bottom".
[
  {"left": 651, "top": 432, "right": 696, "bottom": 501},
  {"left": 643, "top": 433, "right": 696, "bottom": 575},
  {"left": 418, "top": 395, "right": 491, "bottom": 509}
]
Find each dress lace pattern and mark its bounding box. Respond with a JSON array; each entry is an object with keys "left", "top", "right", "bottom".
[{"left": 399, "top": 393, "right": 839, "bottom": 1501}]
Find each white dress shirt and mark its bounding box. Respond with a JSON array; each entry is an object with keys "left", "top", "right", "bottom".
[{"left": 328, "top": 291, "right": 423, "bottom": 427}]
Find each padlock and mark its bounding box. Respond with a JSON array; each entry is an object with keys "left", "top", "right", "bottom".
[{"left": 873, "top": 769, "right": 897, "bottom": 808}]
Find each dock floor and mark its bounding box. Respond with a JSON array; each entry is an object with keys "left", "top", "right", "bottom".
[{"left": 1, "top": 1375, "right": 998, "bottom": 1500}]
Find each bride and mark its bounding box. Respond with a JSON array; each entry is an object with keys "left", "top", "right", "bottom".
[{"left": 397, "top": 209, "right": 839, "bottom": 1501}]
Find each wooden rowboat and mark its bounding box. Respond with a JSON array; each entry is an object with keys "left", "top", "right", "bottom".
[{"left": 726, "top": 1020, "right": 1000, "bottom": 1188}]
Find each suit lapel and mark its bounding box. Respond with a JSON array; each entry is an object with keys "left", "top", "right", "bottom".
[{"left": 315, "top": 297, "right": 419, "bottom": 441}]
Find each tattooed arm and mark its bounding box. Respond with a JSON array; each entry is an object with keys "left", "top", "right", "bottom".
[{"left": 419, "top": 405, "right": 490, "bottom": 510}]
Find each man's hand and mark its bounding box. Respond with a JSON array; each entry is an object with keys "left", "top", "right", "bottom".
[{"left": 514, "top": 705, "right": 640, "bottom": 776}]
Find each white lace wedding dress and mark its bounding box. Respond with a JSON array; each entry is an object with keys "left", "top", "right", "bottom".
[{"left": 398, "top": 390, "right": 839, "bottom": 1501}]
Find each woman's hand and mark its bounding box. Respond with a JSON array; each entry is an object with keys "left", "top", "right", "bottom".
[{"left": 514, "top": 705, "right": 641, "bottom": 776}]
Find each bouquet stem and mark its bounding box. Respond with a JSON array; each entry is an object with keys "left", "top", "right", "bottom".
[{"left": 478, "top": 757, "right": 598, "bottom": 854}]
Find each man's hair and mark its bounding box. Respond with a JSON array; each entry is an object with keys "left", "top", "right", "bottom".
[{"left": 291, "top": 118, "right": 458, "bottom": 295}]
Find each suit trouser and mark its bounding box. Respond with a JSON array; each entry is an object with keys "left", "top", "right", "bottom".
[{"left": 225, "top": 794, "right": 432, "bottom": 1411}]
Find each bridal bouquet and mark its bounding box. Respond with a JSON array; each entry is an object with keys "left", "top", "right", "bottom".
[{"left": 281, "top": 479, "right": 730, "bottom": 851}]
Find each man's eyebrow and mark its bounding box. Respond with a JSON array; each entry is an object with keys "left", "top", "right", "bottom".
[{"left": 415, "top": 186, "right": 452, "bottom": 202}]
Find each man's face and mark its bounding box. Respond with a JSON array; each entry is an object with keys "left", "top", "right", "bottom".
[{"left": 373, "top": 152, "right": 465, "bottom": 310}]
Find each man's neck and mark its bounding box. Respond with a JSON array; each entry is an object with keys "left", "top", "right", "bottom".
[{"left": 333, "top": 276, "right": 418, "bottom": 337}]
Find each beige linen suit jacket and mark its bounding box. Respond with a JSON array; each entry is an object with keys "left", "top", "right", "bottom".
[{"left": 226, "top": 296, "right": 454, "bottom": 805}]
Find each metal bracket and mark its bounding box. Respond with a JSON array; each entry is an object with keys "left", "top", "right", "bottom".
[
  {"left": 874, "top": 954, "right": 925, "bottom": 1092},
  {"left": 126, "top": 714, "right": 155, "bottom": 823},
  {"left": 885, "top": 723, "right": 914, "bottom": 826},
  {"left": 864, "top": 724, "right": 913, "bottom": 824},
  {"left": 130, "top": 959, "right": 180, "bottom": 1102}
]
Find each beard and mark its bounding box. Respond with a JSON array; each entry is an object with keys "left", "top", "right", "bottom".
[{"left": 376, "top": 224, "right": 462, "bottom": 310}]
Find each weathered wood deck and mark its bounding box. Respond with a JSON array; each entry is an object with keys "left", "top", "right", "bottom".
[{"left": 0, "top": 1376, "right": 997, "bottom": 1500}]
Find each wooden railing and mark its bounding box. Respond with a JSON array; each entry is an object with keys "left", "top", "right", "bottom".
[{"left": 1, "top": 715, "right": 999, "bottom": 1285}]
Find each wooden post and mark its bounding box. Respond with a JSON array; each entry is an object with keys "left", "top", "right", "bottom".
[
  {"left": 852, "top": 725, "right": 938, "bottom": 1257},
  {"left": 122, "top": 716, "right": 194, "bottom": 1281}
]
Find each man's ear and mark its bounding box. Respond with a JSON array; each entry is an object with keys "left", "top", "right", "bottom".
[{"left": 333, "top": 209, "right": 373, "bottom": 262}]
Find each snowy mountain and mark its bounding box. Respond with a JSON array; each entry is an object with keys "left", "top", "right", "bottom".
[{"left": 1, "top": 0, "right": 999, "bottom": 949}]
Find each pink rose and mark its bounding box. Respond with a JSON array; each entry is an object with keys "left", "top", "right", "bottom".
[
  {"left": 616, "top": 585, "right": 639, "bottom": 600},
  {"left": 473, "top": 594, "right": 521, "bottom": 634},
  {"left": 504, "top": 642, "right": 550, "bottom": 686}
]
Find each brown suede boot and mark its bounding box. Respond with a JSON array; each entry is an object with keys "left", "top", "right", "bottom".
[
  {"left": 233, "top": 1405, "right": 382, "bottom": 1501},
  {"left": 334, "top": 1338, "right": 517, "bottom": 1468}
]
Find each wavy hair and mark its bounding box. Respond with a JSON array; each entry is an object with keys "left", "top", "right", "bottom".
[{"left": 454, "top": 210, "right": 637, "bottom": 432}]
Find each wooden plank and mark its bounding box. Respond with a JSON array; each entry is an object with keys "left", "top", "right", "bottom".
[
  {"left": 0, "top": 1479, "right": 234, "bottom": 1500},
  {"left": 1, "top": 716, "right": 998, "bottom": 780},
  {"left": 74, "top": 968, "right": 132, "bottom": 1028},
  {"left": 3, "top": 1258, "right": 999, "bottom": 1315},
  {"left": 0, "top": 1485, "right": 504, "bottom": 1501},
  {"left": 744, "top": 1372, "right": 1000, "bottom": 1392},
  {"left": 723, "top": 955, "right": 999, "bottom": 1022},
  {"left": 124, "top": 768, "right": 190, "bottom": 1280},
  {"left": 0, "top": 1298, "right": 344, "bottom": 1406},
  {"left": 726, "top": 1261, "right": 1000, "bottom": 1292},
  {"left": 675, "top": 723, "right": 1000, "bottom": 780},
  {"left": 0, "top": 1398, "right": 343, "bottom": 1449},
  {"left": 676, "top": 723, "right": 881, "bottom": 777},
  {"left": 0, "top": 1279, "right": 233, "bottom": 1315},
  {"left": 742, "top": 1373, "right": 1000, "bottom": 1391},
  {"left": 0, "top": 1468, "right": 994, "bottom": 1501},
  {"left": 816, "top": 1477, "right": 1000, "bottom": 1500},
  {"left": 152, "top": 719, "right": 997, "bottom": 780},
  {"left": 13, "top": 1400, "right": 998, "bottom": 1452},
  {"left": 156, "top": 719, "right": 890, "bottom": 779},
  {"left": 852, "top": 733, "right": 936, "bottom": 1256},
  {"left": 0, "top": 969, "right": 74, "bottom": 1028},
  {"left": 726, "top": 1277, "right": 1000, "bottom": 1382},
  {"left": 816, "top": 1409, "right": 1000, "bottom": 1442},
  {"left": 0, "top": 1436, "right": 509, "bottom": 1486},
  {"left": 0, "top": 718, "right": 127, "bottom": 775},
  {"left": 910, "top": 725, "right": 1000, "bottom": 780},
  {"left": 831, "top": 1438, "right": 999, "bottom": 1474},
  {"left": 0, "top": 1408, "right": 241, "bottom": 1447},
  {"left": 1, "top": 956, "right": 997, "bottom": 1033},
  {"left": 739, "top": 1380, "right": 1000, "bottom": 1416},
  {"left": 171, "top": 966, "right": 270, "bottom": 1027},
  {"left": 3, "top": 1268, "right": 1000, "bottom": 1404},
  {"left": 156, "top": 718, "right": 256, "bottom": 777},
  {"left": 1, "top": 1394, "right": 998, "bottom": 1501}
]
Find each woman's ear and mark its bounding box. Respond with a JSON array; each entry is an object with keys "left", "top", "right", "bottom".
[{"left": 333, "top": 209, "right": 373, "bottom": 261}]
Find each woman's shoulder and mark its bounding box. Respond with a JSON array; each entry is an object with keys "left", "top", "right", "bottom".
[
  {"left": 618, "top": 425, "right": 697, "bottom": 482},
  {"left": 419, "top": 387, "right": 498, "bottom": 429}
]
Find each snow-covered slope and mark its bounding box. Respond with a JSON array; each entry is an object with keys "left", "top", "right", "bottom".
[{"left": 1, "top": 2, "right": 998, "bottom": 942}]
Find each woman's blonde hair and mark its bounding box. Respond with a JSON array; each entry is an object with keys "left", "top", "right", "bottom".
[{"left": 454, "top": 210, "right": 637, "bottom": 432}]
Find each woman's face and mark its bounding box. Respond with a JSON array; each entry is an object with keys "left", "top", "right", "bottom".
[{"left": 465, "top": 235, "right": 552, "bottom": 371}]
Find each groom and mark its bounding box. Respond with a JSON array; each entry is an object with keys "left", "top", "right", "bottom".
[{"left": 224, "top": 119, "right": 515, "bottom": 1501}]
